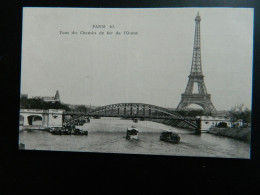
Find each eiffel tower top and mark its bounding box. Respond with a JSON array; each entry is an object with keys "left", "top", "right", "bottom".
[
  {"left": 195, "top": 12, "right": 201, "bottom": 22},
  {"left": 190, "top": 12, "right": 203, "bottom": 76}
]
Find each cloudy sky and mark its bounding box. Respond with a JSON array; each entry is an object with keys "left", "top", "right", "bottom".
[{"left": 21, "top": 7, "right": 253, "bottom": 110}]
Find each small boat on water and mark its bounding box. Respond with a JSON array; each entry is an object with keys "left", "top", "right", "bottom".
[
  {"left": 133, "top": 118, "right": 138, "bottom": 123},
  {"left": 126, "top": 126, "right": 139, "bottom": 140},
  {"left": 48, "top": 126, "right": 88, "bottom": 135},
  {"left": 160, "top": 130, "right": 180, "bottom": 144}
]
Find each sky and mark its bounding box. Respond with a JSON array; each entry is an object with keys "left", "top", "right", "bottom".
[{"left": 21, "top": 7, "right": 254, "bottom": 110}]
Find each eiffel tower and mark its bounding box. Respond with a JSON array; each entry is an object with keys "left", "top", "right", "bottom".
[{"left": 176, "top": 12, "right": 216, "bottom": 113}]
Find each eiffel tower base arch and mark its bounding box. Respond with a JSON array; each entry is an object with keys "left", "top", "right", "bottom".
[{"left": 176, "top": 94, "right": 216, "bottom": 114}]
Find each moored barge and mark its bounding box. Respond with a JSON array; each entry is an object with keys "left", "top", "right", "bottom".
[{"left": 48, "top": 125, "right": 88, "bottom": 135}]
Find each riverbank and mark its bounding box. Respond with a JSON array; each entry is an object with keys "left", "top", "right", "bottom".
[
  {"left": 19, "top": 125, "right": 48, "bottom": 131},
  {"left": 208, "top": 127, "right": 251, "bottom": 143}
]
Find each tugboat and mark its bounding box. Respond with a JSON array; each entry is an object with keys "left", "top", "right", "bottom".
[
  {"left": 126, "top": 126, "right": 139, "bottom": 140},
  {"left": 160, "top": 130, "right": 180, "bottom": 144}
]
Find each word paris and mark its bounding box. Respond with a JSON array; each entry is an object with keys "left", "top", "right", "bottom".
[
  {"left": 59, "top": 25, "right": 138, "bottom": 36},
  {"left": 92, "top": 25, "right": 114, "bottom": 28}
]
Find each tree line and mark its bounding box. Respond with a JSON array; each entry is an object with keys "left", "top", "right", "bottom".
[
  {"left": 228, "top": 104, "right": 251, "bottom": 124},
  {"left": 175, "top": 104, "right": 251, "bottom": 124},
  {"left": 20, "top": 97, "right": 91, "bottom": 113}
]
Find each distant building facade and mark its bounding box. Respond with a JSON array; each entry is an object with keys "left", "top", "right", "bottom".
[
  {"left": 32, "top": 90, "right": 60, "bottom": 103},
  {"left": 196, "top": 116, "right": 243, "bottom": 131},
  {"left": 19, "top": 109, "right": 64, "bottom": 129}
]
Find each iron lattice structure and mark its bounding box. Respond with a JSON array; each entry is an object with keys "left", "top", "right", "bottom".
[
  {"left": 176, "top": 13, "right": 216, "bottom": 113},
  {"left": 63, "top": 103, "right": 199, "bottom": 129}
]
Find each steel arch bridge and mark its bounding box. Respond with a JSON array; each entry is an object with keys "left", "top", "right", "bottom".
[
  {"left": 89, "top": 103, "right": 179, "bottom": 116},
  {"left": 64, "top": 103, "right": 199, "bottom": 130}
]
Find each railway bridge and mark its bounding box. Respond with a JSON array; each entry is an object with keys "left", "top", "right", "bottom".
[{"left": 63, "top": 103, "right": 201, "bottom": 132}]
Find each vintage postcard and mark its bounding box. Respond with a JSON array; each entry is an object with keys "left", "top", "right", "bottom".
[{"left": 19, "top": 7, "right": 253, "bottom": 159}]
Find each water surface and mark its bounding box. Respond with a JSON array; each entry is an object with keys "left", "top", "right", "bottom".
[{"left": 19, "top": 117, "right": 250, "bottom": 158}]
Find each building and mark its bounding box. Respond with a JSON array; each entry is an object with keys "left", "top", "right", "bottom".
[
  {"left": 19, "top": 109, "right": 64, "bottom": 129},
  {"left": 32, "top": 90, "right": 60, "bottom": 103},
  {"left": 196, "top": 116, "right": 243, "bottom": 131}
]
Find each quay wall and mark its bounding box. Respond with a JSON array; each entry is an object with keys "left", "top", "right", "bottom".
[
  {"left": 208, "top": 127, "right": 251, "bottom": 143},
  {"left": 19, "top": 125, "right": 48, "bottom": 131}
]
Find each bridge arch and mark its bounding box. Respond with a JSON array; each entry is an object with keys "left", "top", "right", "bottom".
[
  {"left": 20, "top": 113, "right": 44, "bottom": 126},
  {"left": 184, "top": 103, "right": 204, "bottom": 110},
  {"left": 182, "top": 102, "right": 212, "bottom": 113},
  {"left": 64, "top": 103, "right": 198, "bottom": 129},
  {"left": 88, "top": 103, "right": 182, "bottom": 118},
  {"left": 27, "top": 115, "right": 43, "bottom": 125}
]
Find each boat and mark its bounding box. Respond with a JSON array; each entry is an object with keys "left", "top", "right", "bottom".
[
  {"left": 126, "top": 126, "right": 139, "bottom": 139},
  {"left": 133, "top": 118, "right": 138, "bottom": 123},
  {"left": 49, "top": 127, "right": 63, "bottom": 135},
  {"left": 160, "top": 130, "right": 180, "bottom": 144},
  {"left": 48, "top": 126, "right": 88, "bottom": 135}
]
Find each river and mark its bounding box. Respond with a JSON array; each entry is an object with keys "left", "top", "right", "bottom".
[{"left": 19, "top": 117, "right": 250, "bottom": 159}]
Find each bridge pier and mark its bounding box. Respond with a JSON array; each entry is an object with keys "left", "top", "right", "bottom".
[
  {"left": 195, "top": 119, "right": 201, "bottom": 135},
  {"left": 143, "top": 105, "right": 145, "bottom": 115},
  {"left": 130, "top": 104, "right": 133, "bottom": 115},
  {"left": 137, "top": 105, "right": 139, "bottom": 115},
  {"left": 124, "top": 105, "right": 126, "bottom": 115},
  {"left": 149, "top": 106, "right": 151, "bottom": 116},
  {"left": 118, "top": 107, "right": 120, "bottom": 115}
]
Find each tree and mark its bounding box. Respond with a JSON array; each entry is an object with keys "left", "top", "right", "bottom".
[
  {"left": 20, "top": 97, "right": 70, "bottom": 111},
  {"left": 20, "top": 96, "right": 28, "bottom": 109},
  {"left": 229, "top": 104, "right": 251, "bottom": 124},
  {"left": 74, "top": 105, "right": 90, "bottom": 113}
]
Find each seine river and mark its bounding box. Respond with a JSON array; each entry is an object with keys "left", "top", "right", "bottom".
[{"left": 19, "top": 117, "right": 250, "bottom": 159}]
